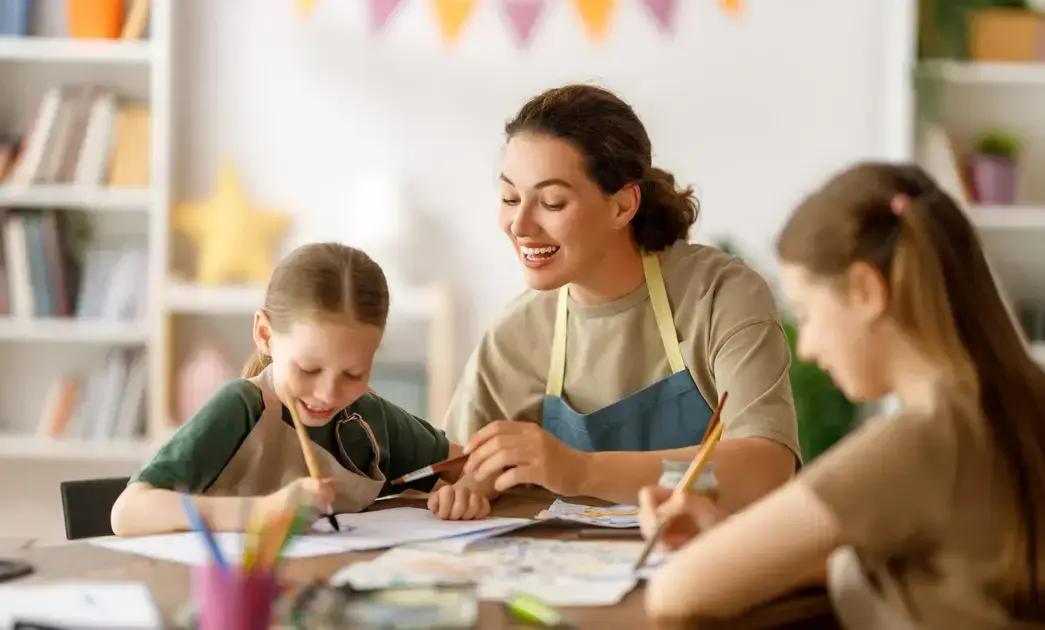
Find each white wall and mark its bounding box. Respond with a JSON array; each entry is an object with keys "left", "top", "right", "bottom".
[{"left": 172, "top": 0, "right": 910, "bottom": 382}]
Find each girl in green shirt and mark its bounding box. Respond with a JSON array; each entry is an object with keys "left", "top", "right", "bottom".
[{"left": 111, "top": 243, "right": 492, "bottom": 536}]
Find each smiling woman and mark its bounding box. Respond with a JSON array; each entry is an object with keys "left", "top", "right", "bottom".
[{"left": 446, "top": 85, "right": 800, "bottom": 508}]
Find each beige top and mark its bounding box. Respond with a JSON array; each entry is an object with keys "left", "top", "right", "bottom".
[
  {"left": 443, "top": 241, "right": 800, "bottom": 457},
  {"left": 801, "top": 385, "right": 1041, "bottom": 628}
]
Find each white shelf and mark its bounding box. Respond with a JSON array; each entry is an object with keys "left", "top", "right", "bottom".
[
  {"left": 1032, "top": 343, "right": 1045, "bottom": 367},
  {"left": 165, "top": 283, "right": 266, "bottom": 315},
  {"left": 0, "top": 36, "right": 152, "bottom": 64},
  {"left": 0, "top": 434, "right": 152, "bottom": 462},
  {"left": 918, "top": 60, "right": 1045, "bottom": 85},
  {"left": 0, "top": 185, "right": 150, "bottom": 212},
  {"left": 967, "top": 206, "right": 1045, "bottom": 230},
  {"left": 165, "top": 282, "right": 442, "bottom": 319},
  {"left": 0, "top": 319, "right": 149, "bottom": 344}
]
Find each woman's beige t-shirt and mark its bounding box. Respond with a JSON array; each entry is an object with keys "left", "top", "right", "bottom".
[
  {"left": 442, "top": 241, "right": 800, "bottom": 459},
  {"left": 801, "top": 386, "right": 1039, "bottom": 628}
]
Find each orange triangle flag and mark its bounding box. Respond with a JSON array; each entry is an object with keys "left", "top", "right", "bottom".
[
  {"left": 432, "top": 0, "right": 476, "bottom": 46},
  {"left": 295, "top": 0, "right": 318, "bottom": 17},
  {"left": 720, "top": 0, "right": 744, "bottom": 16},
  {"left": 573, "top": 0, "right": 616, "bottom": 42}
]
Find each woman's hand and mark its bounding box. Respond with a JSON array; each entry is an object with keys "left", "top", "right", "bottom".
[
  {"left": 463, "top": 420, "right": 587, "bottom": 496},
  {"left": 427, "top": 482, "right": 492, "bottom": 521},
  {"left": 638, "top": 485, "right": 728, "bottom": 550},
  {"left": 261, "top": 477, "right": 335, "bottom": 517}
]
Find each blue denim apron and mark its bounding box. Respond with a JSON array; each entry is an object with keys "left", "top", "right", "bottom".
[{"left": 542, "top": 253, "right": 713, "bottom": 452}]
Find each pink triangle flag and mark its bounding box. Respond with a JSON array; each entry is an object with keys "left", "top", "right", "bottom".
[
  {"left": 643, "top": 0, "right": 679, "bottom": 33},
  {"left": 504, "top": 0, "right": 546, "bottom": 49},
  {"left": 370, "top": 0, "right": 403, "bottom": 33}
]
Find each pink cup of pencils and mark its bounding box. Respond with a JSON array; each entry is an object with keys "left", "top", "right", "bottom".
[{"left": 194, "top": 564, "right": 279, "bottom": 630}]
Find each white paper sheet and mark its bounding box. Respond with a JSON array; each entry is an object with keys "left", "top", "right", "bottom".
[
  {"left": 332, "top": 538, "right": 661, "bottom": 607},
  {"left": 0, "top": 581, "right": 161, "bottom": 630},
  {"left": 92, "top": 508, "right": 533, "bottom": 565}
]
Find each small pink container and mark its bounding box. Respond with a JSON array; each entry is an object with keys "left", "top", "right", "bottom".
[{"left": 193, "top": 564, "right": 279, "bottom": 630}]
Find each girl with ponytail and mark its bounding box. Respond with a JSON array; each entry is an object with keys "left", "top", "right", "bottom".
[
  {"left": 640, "top": 163, "right": 1045, "bottom": 628},
  {"left": 449, "top": 85, "right": 801, "bottom": 512}
]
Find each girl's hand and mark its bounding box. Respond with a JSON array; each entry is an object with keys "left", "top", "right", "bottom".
[
  {"left": 261, "top": 477, "right": 335, "bottom": 516},
  {"left": 638, "top": 485, "right": 728, "bottom": 550},
  {"left": 462, "top": 420, "right": 587, "bottom": 496},
  {"left": 427, "top": 482, "right": 491, "bottom": 521}
]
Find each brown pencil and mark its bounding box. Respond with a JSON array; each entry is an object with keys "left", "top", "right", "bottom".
[
  {"left": 391, "top": 454, "right": 470, "bottom": 486},
  {"left": 633, "top": 391, "right": 729, "bottom": 571}
]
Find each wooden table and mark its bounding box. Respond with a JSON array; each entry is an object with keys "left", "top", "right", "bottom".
[{"left": 5, "top": 489, "right": 837, "bottom": 629}]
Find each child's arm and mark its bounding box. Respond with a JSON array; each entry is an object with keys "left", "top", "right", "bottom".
[
  {"left": 111, "top": 477, "right": 335, "bottom": 537},
  {"left": 645, "top": 480, "right": 839, "bottom": 619}
]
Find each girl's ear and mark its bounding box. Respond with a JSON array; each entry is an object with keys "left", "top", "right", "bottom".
[
  {"left": 846, "top": 261, "right": 890, "bottom": 323},
  {"left": 253, "top": 310, "right": 273, "bottom": 355}
]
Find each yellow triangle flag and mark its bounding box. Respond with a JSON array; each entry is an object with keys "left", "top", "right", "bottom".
[
  {"left": 432, "top": 0, "right": 476, "bottom": 46},
  {"left": 720, "top": 0, "right": 744, "bottom": 16},
  {"left": 574, "top": 0, "right": 616, "bottom": 42},
  {"left": 295, "top": 0, "right": 318, "bottom": 17}
]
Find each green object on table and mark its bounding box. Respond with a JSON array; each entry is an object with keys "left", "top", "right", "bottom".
[
  {"left": 506, "top": 593, "right": 565, "bottom": 626},
  {"left": 783, "top": 320, "right": 859, "bottom": 462}
]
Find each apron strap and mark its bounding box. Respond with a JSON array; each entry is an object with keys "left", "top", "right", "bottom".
[
  {"left": 337, "top": 412, "right": 384, "bottom": 477},
  {"left": 642, "top": 253, "right": 686, "bottom": 374},
  {"left": 545, "top": 286, "right": 569, "bottom": 398},
  {"left": 544, "top": 252, "right": 686, "bottom": 398}
]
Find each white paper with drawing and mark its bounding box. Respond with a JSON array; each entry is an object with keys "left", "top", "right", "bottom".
[
  {"left": 535, "top": 498, "right": 640, "bottom": 528},
  {"left": 333, "top": 537, "right": 667, "bottom": 606},
  {"left": 93, "top": 508, "right": 532, "bottom": 564},
  {"left": 0, "top": 582, "right": 161, "bottom": 629}
]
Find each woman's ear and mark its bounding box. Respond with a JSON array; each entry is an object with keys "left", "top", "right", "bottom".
[
  {"left": 611, "top": 183, "right": 641, "bottom": 228},
  {"left": 846, "top": 261, "right": 890, "bottom": 323},
  {"left": 252, "top": 310, "right": 273, "bottom": 355}
]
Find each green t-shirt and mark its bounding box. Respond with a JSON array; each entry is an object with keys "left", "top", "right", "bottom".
[{"left": 132, "top": 380, "right": 450, "bottom": 495}]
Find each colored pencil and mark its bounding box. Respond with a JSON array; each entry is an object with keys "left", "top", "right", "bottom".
[
  {"left": 390, "top": 454, "right": 470, "bottom": 486},
  {"left": 179, "top": 492, "right": 229, "bottom": 571},
  {"left": 633, "top": 392, "right": 728, "bottom": 572},
  {"left": 281, "top": 386, "right": 341, "bottom": 532}
]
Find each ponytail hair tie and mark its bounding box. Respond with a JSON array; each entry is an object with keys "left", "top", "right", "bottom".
[{"left": 890, "top": 194, "right": 911, "bottom": 216}]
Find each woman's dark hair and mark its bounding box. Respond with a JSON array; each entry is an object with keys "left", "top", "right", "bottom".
[
  {"left": 505, "top": 84, "right": 697, "bottom": 251},
  {"left": 778, "top": 162, "right": 1045, "bottom": 608}
]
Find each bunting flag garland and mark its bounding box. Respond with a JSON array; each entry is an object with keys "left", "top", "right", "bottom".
[
  {"left": 503, "top": 0, "right": 546, "bottom": 49},
  {"left": 432, "top": 0, "right": 477, "bottom": 45},
  {"left": 643, "top": 0, "right": 678, "bottom": 33},
  {"left": 295, "top": 1, "right": 747, "bottom": 45},
  {"left": 370, "top": 0, "right": 404, "bottom": 33},
  {"left": 573, "top": 0, "right": 616, "bottom": 43}
]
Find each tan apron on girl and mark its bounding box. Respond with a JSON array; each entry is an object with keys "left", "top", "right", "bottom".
[{"left": 204, "top": 365, "right": 386, "bottom": 514}]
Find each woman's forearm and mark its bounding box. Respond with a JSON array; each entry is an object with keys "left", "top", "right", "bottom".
[
  {"left": 577, "top": 437, "right": 795, "bottom": 506},
  {"left": 111, "top": 482, "right": 256, "bottom": 537}
]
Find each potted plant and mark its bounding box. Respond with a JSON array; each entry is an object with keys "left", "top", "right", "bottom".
[{"left": 968, "top": 130, "right": 1021, "bottom": 205}]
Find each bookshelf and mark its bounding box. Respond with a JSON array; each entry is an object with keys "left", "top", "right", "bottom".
[
  {"left": 914, "top": 58, "right": 1045, "bottom": 360},
  {"left": 0, "top": 1, "right": 171, "bottom": 464}
]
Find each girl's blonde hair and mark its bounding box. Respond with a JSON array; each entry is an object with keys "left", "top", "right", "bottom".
[
  {"left": 242, "top": 243, "right": 389, "bottom": 378},
  {"left": 777, "top": 162, "right": 1045, "bottom": 609}
]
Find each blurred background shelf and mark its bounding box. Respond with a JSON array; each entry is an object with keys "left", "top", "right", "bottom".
[
  {"left": 0, "top": 433, "right": 151, "bottom": 462},
  {"left": 0, "top": 185, "right": 150, "bottom": 211},
  {"left": 967, "top": 205, "right": 1045, "bottom": 230},
  {"left": 0, "top": 318, "right": 148, "bottom": 344},
  {"left": 918, "top": 60, "right": 1045, "bottom": 85},
  {"left": 0, "top": 36, "right": 152, "bottom": 64}
]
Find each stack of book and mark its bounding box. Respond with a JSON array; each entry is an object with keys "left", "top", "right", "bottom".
[
  {"left": 37, "top": 350, "right": 148, "bottom": 441},
  {"left": 0, "top": 85, "right": 150, "bottom": 189},
  {"left": 0, "top": 209, "right": 146, "bottom": 320}
]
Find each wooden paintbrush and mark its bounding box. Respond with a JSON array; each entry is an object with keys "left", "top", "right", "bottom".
[
  {"left": 633, "top": 391, "right": 728, "bottom": 572},
  {"left": 390, "top": 454, "right": 470, "bottom": 486},
  {"left": 281, "top": 386, "right": 340, "bottom": 533}
]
